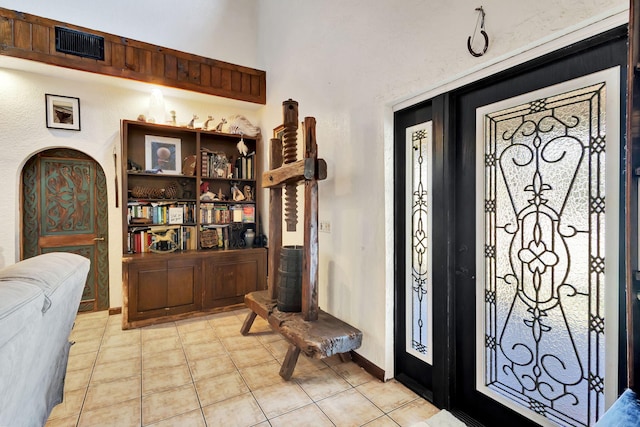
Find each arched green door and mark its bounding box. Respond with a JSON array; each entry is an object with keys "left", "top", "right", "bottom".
[{"left": 22, "top": 148, "right": 110, "bottom": 312}]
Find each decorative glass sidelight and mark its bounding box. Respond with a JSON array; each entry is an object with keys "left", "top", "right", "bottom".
[
  {"left": 476, "top": 69, "right": 620, "bottom": 427},
  {"left": 406, "top": 121, "right": 433, "bottom": 364}
]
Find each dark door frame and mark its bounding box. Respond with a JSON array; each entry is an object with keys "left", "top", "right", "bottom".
[{"left": 394, "top": 24, "right": 632, "bottom": 425}]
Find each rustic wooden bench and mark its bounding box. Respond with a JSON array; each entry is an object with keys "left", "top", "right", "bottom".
[{"left": 241, "top": 290, "right": 362, "bottom": 379}]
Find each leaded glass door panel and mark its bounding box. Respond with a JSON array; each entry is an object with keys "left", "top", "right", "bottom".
[
  {"left": 394, "top": 101, "right": 435, "bottom": 396},
  {"left": 474, "top": 68, "right": 620, "bottom": 427}
]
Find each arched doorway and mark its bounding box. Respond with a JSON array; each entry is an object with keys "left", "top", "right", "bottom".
[{"left": 21, "top": 148, "right": 110, "bottom": 312}]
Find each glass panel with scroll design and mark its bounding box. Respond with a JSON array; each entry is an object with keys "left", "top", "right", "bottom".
[
  {"left": 477, "top": 70, "right": 619, "bottom": 427},
  {"left": 406, "top": 121, "right": 433, "bottom": 365}
]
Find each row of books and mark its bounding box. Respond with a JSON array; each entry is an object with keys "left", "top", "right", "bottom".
[
  {"left": 200, "top": 149, "right": 255, "bottom": 180},
  {"left": 201, "top": 149, "right": 232, "bottom": 178},
  {"left": 234, "top": 153, "right": 255, "bottom": 180},
  {"left": 127, "top": 225, "right": 197, "bottom": 253},
  {"left": 200, "top": 203, "right": 255, "bottom": 225},
  {"left": 128, "top": 202, "right": 196, "bottom": 225}
]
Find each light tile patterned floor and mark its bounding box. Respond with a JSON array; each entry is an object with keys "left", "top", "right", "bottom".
[{"left": 45, "top": 308, "right": 441, "bottom": 427}]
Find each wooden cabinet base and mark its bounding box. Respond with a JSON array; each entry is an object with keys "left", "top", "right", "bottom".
[
  {"left": 122, "top": 302, "right": 245, "bottom": 330},
  {"left": 122, "top": 248, "right": 266, "bottom": 329}
]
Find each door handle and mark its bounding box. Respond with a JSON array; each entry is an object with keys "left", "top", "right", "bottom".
[
  {"left": 455, "top": 267, "right": 469, "bottom": 277},
  {"left": 93, "top": 237, "right": 105, "bottom": 241}
]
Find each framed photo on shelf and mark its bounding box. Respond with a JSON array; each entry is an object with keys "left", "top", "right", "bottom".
[
  {"left": 274, "top": 124, "right": 284, "bottom": 140},
  {"left": 45, "top": 94, "right": 81, "bottom": 131},
  {"left": 145, "top": 135, "right": 182, "bottom": 174}
]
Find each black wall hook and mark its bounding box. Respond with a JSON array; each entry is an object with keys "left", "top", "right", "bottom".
[{"left": 467, "top": 6, "right": 489, "bottom": 57}]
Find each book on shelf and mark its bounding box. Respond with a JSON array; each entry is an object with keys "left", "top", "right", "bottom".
[
  {"left": 128, "top": 202, "right": 195, "bottom": 226},
  {"left": 233, "top": 151, "right": 255, "bottom": 180},
  {"left": 231, "top": 205, "right": 243, "bottom": 222},
  {"left": 229, "top": 204, "right": 255, "bottom": 223},
  {"left": 200, "top": 203, "right": 232, "bottom": 225},
  {"left": 201, "top": 149, "right": 235, "bottom": 179},
  {"left": 201, "top": 150, "right": 209, "bottom": 177},
  {"left": 168, "top": 207, "right": 184, "bottom": 224},
  {"left": 242, "top": 205, "right": 255, "bottom": 223}
]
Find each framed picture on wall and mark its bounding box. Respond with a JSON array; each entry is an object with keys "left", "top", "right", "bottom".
[
  {"left": 145, "top": 135, "right": 182, "bottom": 174},
  {"left": 45, "top": 94, "right": 81, "bottom": 131}
]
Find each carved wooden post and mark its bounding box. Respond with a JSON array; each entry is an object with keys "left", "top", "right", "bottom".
[{"left": 283, "top": 99, "right": 299, "bottom": 232}]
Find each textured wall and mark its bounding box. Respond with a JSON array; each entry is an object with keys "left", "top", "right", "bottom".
[
  {"left": 255, "top": 0, "right": 628, "bottom": 376},
  {"left": 0, "top": 0, "right": 628, "bottom": 376},
  {"left": 0, "top": 66, "right": 260, "bottom": 308}
]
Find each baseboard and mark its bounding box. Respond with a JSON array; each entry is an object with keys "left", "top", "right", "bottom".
[
  {"left": 108, "top": 307, "right": 122, "bottom": 315},
  {"left": 350, "top": 350, "right": 385, "bottom": 382}
]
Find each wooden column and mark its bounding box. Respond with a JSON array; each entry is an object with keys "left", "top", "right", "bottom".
[
  {"left": 302, "top": 117, "right": 319, "bottom": 321},
  {"left": 268, "top": 138, "right": 284, "bottom": 302}
]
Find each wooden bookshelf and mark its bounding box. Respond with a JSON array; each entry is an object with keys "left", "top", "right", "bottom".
[{"left": 120, "top": 119, "right": 266, "bottom": 328}]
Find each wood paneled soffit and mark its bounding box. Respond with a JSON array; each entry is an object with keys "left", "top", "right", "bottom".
[{"left": 0, "top": 8, "right": 266, "bottom": 104}]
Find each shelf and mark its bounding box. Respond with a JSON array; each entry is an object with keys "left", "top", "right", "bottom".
[
  {"left": 127, "top": 223, "right": 197, "bottom": 228},
  {"left": 200, "top": 177, "right": 255, "bottom": 182},
  {"left": 128, "top": 199, "right": 197, "bottom": 203},
  {"left": 121, "top": 118, "right": 265, "bottom": 329},
  {"left": 199, "top": 200, "right": 256, "bottom": 204},
  {"left": 127, "top": 171, "right": 197, "bottom": 179}
]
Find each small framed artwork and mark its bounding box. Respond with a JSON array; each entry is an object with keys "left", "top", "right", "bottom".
[
  {"left": 274, "top": 124, "right": 284, "bottom": 140},
  {"left": 145, "top": 135, "right": 182, "bottom": 174},
  {"left": 45, "top": 94, "right": 81, "bottom": 131}
]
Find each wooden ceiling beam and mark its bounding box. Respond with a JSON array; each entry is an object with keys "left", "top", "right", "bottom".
[{"left": 0, "top": 8, "right": 266, "bottom": 104}]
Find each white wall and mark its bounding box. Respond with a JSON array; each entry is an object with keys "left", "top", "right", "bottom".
[
  {"left": 0, "top": 64, "right": 261, "bottom": 309},
  {"left": 255, "top": 0, "right": 628, "bottom": 377},
  {"left": 0, "top": 0, "right": 262, "bottom": 308},
  {"left": 0, "top": 0, "right": 628, "bottom": 378}
]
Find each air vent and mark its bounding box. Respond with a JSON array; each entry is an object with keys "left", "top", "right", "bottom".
[{"left": 55, "top": 27, "right": 104, "bottom": 60}]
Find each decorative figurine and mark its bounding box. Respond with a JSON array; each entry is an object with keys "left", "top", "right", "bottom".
[
  {"left": 148, "top": 229, "right": 178, "bottom": 253},
  {"left": 188, "top": 114, "right": 198, "bottom": 129},
  {"left": 170, "top": 110, "right": 177, "bottom": 126},
  {"left": 243, "top": 185, "right": 253, "bottom": 201},
  {"left": 215, "top": 118, "right": 227, "bottom": 132},
  {"left": 231, "top": 182, "right": 245, "bottom": 201},
  {"left": 227, "top": 114, "right": 260, "bottom": 137},
  {"left": 203, "top": 115, "right": 214, "bottom": 130},
  {"left": 237, "top": 136, "right": 248, "bottom": 156}
]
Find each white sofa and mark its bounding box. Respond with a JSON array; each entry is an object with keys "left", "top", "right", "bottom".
[{"left": 0, "top": 252, "right": 90, "bottom": 427}]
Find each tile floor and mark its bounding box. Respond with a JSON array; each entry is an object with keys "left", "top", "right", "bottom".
[{"left": 45, "top": 308, "right": 441, "bottom": 427}]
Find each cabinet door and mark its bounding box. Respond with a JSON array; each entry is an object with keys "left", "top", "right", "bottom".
[
  {"left": 167, "top": 257, "right": 201, "bottom": 312},
  {"left": 128, "top": 257, "right": 201, "bottom": 321},
  {"left": 202, "top": 250, "right": 266, "bottom": 309},
  {"left": 129, "top": 260, "right": 169, "bottom": 320}
]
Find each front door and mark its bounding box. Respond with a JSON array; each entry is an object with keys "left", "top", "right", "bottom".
[
  {"left": 452, "top": 33, "right": 626, "bottom": 426},
  {"left": 21, "top": 148, "right": 110, "bottom": 312},
  {"left": 394, "top": 27, "right": 627, "bottom": 426}
]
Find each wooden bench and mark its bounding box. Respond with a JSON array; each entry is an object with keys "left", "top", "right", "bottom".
[{"left": 241, "top": 290, "right": 362, "bottom": 379}]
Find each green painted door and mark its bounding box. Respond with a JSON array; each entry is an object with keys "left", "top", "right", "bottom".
[{"left": 22, "top": 149, "right": 109, "bottom": 312}]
